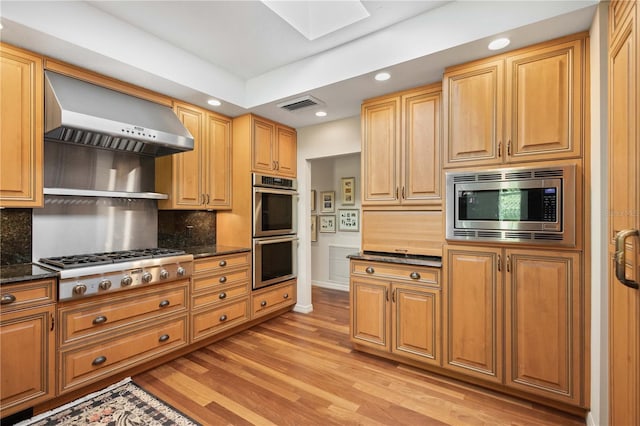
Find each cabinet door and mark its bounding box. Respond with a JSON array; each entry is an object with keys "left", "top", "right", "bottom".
[
  {"left": 205, "top": 113, "right": 232, "bottom": 208},
  {"left": 443, "top": 245, "right": 502, "bottom": 382},
  {"left": 401, "top": 87, "right": 441, "bottom": 205},
  {"left": 505, "top": 250, "right": 581, "bottom": 405},
  {"left": 350, "top": 277, "right": 390, "bottom": 350},
  {"left": 0, "top": 305, "right": 55, "bottom": 416},
  {"left": 362, "top": 97, "right": 400, "bottom": 205},
  {"left": 0, "top": 44, "right": 43, "bottom": 208},
  {"left": 252, "top": 118, "right": 275, "bottom": 173},
  {"left": 172, "top": 103, "right": 204, "bottom": 208},
  {"left": 443, "top": 59, "right": 504, "bottom": 168},
  {"left": 275, "top": 126, "right": 297, "bottom": 177},
  {"left": 392, "top": 284, "right": 440, "bottom": 365},
  {"left": 505, "top": 39, "right": 583, "bottom": 162}
]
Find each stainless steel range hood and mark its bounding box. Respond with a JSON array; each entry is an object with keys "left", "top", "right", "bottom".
[{"left": 44, "top": 71, "right": 194, "bottom": 157}]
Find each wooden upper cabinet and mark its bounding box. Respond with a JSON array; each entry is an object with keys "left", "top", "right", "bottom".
[
  {"left": 443, "top": 33, "right": 586, "bottom": 168},
  {"left": 443, "top": 58, "right": 504, "bottom": 168},
  {"left": 362, "top": 83, "right": 442, "bottom": 207},
  {"left": 251, "top": 116, "right": 296, "bottom": 178},
  {"left": 0, "top": 43, "right": 44, "bottom": 208},
  {"left": 156, "top": 102, "right": 232, "bottom": 210}
]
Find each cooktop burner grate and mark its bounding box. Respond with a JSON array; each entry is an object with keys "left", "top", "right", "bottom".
[{"left": 39, "top": 248, "right": 187, "bottom": 269}]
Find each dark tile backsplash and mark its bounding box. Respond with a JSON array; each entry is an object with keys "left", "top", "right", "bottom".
[
  {"left": 158, "top": 210, "right": 216, "bottom": 249},
  {"left": 0, "top": 209, "right": 32, "bottom": 265}
]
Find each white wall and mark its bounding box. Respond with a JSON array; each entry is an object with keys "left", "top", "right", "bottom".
[
  {"left": 294, "top": 116, "right": 361, "bottom": 312},
  {"left": 311, "top": 154, "right": 361, "bottom": 291},
  {"left": 588, "top": 3, "right": 609, "bottom": 426}
]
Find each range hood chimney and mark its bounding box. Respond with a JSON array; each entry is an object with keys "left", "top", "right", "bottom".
[{"left": 44, "top": 71, "right": 194, "bottom": 157}]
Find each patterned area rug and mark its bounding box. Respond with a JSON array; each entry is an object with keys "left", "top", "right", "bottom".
[{"left": 17, "top": 378, "right": 200, "bottom": 426}]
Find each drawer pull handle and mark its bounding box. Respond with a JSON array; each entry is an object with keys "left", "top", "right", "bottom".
[
  {"left": 219, "top": 314, "right": 228, "bottom": 322},
  {"left": 410, "top": 272, "right": 421, "bottom": 280},
  {"left": 1, "top": 294, "right": 16, "bottom": 305},
  {"left": 92, "top": 315, "right": 107, "bottom": 325},
  {"left": 159, "top": 300, "right": 171, "bottom": 308},
  {"left": 365, "top": 267, "right": 375, "bottom": 274},
  {"left": 219, "top": 292, "right": 227, "bottom": 299},
  {"left": 283, "top": 293, "right": 289, "bottom": 299},
  {"left": 92, "top": 356, "right": 107, "bottom": 366},
  {"left": 158, "top": 334, "right": 170, "bottom": 342},
  {"left": 219, "top": 260, "right": 227, "bottom": 267},
  {"left": 260, "top": 300, "right": 267, "bottom": 307},
  {"left": 219, "top": 276, "right": 227, "bottom": 283}
]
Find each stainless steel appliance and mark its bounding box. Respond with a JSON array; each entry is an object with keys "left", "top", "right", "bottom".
[
  {"left": 445, "top": 164, "right": 576, "bottom": 246},
  {"left": 253, "top": 173, "right": 298, "bottom": 237},
  {"left": 38, "top": 248, "right": 193, "bottom": 301},
  {"left": 253, "top": 235, "right": 298, "bottom": 290}
]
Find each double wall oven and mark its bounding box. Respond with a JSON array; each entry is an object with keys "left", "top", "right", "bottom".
[{"left": 252, "top": 173, "right": 298, "bottom": 290}]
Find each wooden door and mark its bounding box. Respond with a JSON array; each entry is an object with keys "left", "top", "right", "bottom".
[
  {"left": 361, "top": 96, "right": 400, "bottom": 205},
  {"left": 0, "top": 44, "right": 43, "bottom": 207},
  {"left": 350, "top": 277, "right": 390, "bottom": 351},
  {"left": 505, "top": 38, "right": 583, "bottom": 162},
  {"left": 608, "top": 2, "right": 640, "bottom": 424},
  {"left": 172, "top": 103, "right": 204, "bottom": 208},
  {"left": 392, "top": 283, "right": 440, "bottom": 365},
  {"left": 505, "top": 249, "right": 582, "bottom": 405},
  {"left": 401, "top": 85, "right": 442, "bottom": 205},
  {"left": 252, "top": 117, "right": 275, "bottom": 174},
  {"left": 0, "top": 306, "right": 55, "bottom": 416},
  {"left": 443, "top": 245, "right": 502, "bottom": 382},
  {"left": 205, "top": 113, "right": 232, "bottom": 209},
  {"left": 275, "top": 126, "right": 297, "bottom": 177},
  {"left": 443, "top": 58, "right": 504, "bottom": 168}
]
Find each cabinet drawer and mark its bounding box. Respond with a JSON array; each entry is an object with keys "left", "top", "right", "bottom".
[
  {"left": 59, "top": 316, "right": 187, "bottom": 393},
  {"left": 194, "top": 252, "right": 250, "bottom": 274},
  {"left": 351, "top": 261, "right": 439, "bottom": 288},
  {"left": 191, "top": 299, "right": 249, "bottom": 341},
  {"left": 59, "top": 281, "right": 188, "bottom": 346},
  {"left": 0, "top": 279, "right": 55, "bottom": 311},
  {"left": 252, "top": 282, "right": 296, "bottom": 317},
  {"left": 192, "top": 283, "right": 249, "bottom": 309},
  {"left": 192, "top": 268, "right": 250, "bottom": 293}
]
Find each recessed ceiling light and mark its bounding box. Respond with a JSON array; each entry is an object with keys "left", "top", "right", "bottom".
[
  {"left": 375, "top": 72, "right": 391, "bottom": 81},
  {"left": 488, "top": 37, "right": 510, "bottom": 51},
  {"left": 315, "top": 111, "right": 327, "bottom": 117},
  {"left": 207, "top": 99, "right": 221, "bottom": 106}
]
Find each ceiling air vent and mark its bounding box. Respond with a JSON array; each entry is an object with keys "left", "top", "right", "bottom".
[{"left": 277, "top": 95, "right": 324, "bottom": 112}]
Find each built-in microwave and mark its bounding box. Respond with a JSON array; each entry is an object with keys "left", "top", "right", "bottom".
[
  {"left": 253, "top": 173, "right": 298, "bottom": 238},
  {"left": 445, "top": 164, "right": 576, "bottom": 246}
]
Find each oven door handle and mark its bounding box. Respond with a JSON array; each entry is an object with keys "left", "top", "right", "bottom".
[
  {"left": 254, "top": 187, "right": 299, "bottom": 197},
  {"left": 255, "top": 237, "right": 299, "bottom": 245}
]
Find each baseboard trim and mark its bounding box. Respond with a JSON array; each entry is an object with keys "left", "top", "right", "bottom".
[{"left": 293, "top": 303, "right": 313, "bottom": 314}]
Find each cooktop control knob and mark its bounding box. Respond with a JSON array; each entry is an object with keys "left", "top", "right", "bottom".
[
  {"left": 142, "top": 272, "right": 153, "bottom": 283},
  {"left": 98, "top": 279, "right": 112, "bottom": 291},
  {"left": 121, "top": 275, "right": 133, "bottom": 287},
  {"left": 176, "top": 267, "right": 186, "bottom": 277},
  {"left": 73, "top": 284, "right": 87, "bottom": 295},
  {"left": 160, "top": 269, "right": 169, "bottom": 280}
]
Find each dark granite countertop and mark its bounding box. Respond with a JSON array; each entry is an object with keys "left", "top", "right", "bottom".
[
  {"left": 183, "top": 245, "right": 251, "bottom": 259},
  {"left": 0, "top": 263, "right": 59, "bottom": 285},
  {"left": 348, "top": 252, "right": 442, "bottom": 268}
]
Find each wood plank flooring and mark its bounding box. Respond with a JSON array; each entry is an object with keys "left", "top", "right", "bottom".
[{"left": 133, "top": 287, "right": 585, "bottom": 425}]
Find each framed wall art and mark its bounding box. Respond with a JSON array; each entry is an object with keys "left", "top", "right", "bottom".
[
  {"left": 310, "top": 214, "right": 318, "bottom": 242},
  {"left": 310, "top": 190, "right": 316, "bottom": 212},
  {"left": 341, "top": 177, "right": 355, "bottom": 205},
  {"left": 338, "top": 209, "right": 359, "bottom": 232},
  {"left": 319, "top": 215, "right": 336, "bottom": 233},
  {"left": 320, "top": 191, "right": 335, "bottom": 213}
]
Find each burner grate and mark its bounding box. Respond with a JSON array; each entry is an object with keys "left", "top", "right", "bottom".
[{"left": 39, "top": 248, "right": 187, "bottom": 269}]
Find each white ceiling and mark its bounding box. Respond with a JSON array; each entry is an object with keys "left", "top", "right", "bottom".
[{"left": 0, "top": 1, "right": 598, "bottom": 129}]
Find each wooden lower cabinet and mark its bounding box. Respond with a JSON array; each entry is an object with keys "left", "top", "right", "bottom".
[
  {"left": 252, "top": 280, "right": 297, "bottom": 318},
  {"left": 350, "top": 260, "right": 441, "bottom": 366},
  {"left": 0, "top": 280, "right": 55, "bottom": 416}
]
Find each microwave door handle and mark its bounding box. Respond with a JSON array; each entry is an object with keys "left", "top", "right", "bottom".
[{"left": 614, "top": 229, "right": 639, "bottom": 289}]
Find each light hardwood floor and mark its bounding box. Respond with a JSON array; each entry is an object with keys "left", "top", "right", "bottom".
[{"left": 133, "top": 286, "right": 585, "bottom": 425}]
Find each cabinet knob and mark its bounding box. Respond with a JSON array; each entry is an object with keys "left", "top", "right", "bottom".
[
  {"left": 219, "top": 314, "right": 228, "bottom": 322},
  {"left": 92, "top": 315, "right": 108, "bottom": 325},
  {"left": 158, "top": 334, "right": 170, "bottom": 342},
  {"left": 283, "top": 293, "right": 289, "bottom": 299},
  {"left": 365, "top": 266, "right": 375, "bottom": 274},
  {"left": 410, "top": 272, "right": 421, "bottom": 280},
  {"left": 0, "top": 294, "right": 16, "bottom": 305},
  {"left": 92, "top": 356, "right": 107, "bottom": 366},
  {"left": 260, "top": 300, "right": 267, "bottom": 307},
  {"left": 219, "top": 276, "right": 227, "bottom": 283},
  {"left": 159, "top": 299, "right": 171, "bottom": 308},
  {"left": 219, "top": 260, "right": 227, "bottom": 267},
  {"left": 219, "top": 292, "right": 227, "bottom": 299}
]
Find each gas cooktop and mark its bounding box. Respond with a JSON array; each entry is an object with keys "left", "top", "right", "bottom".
[{"left": 39, "top": 248, "right": 186, "bottom": 270}]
